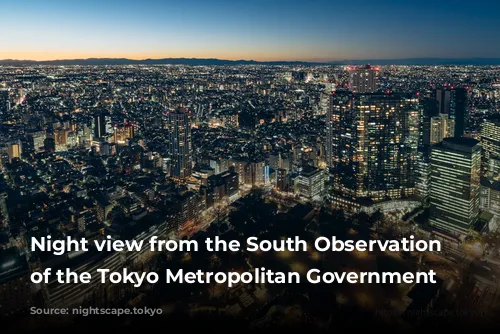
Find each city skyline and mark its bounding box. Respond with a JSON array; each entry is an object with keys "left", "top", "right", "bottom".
[
  {"left": 2, "top": 61, "right": 500, "bottom": 330},
  {"left": 2, "top": 0, "right": 500, "bottom": 61}
]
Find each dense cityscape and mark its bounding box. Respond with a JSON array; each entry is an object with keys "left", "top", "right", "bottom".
[{"left": 1, "top": 63, "right": 500, "bottom": 330}]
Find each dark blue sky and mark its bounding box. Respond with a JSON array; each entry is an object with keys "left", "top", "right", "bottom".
[{"left": 2, "top": 0, "right": 500, "bottom": 60}]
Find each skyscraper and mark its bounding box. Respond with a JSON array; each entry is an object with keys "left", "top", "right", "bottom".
[
  {"left": 429, "top": 137, "right": 481, "bottom": 236},
  {"left": 433, "top": 86, "right": 468, "bottom": 137},
  {"left": 326, "top": 91, "right": 419, "bottom": 203},
  {"left": 453, "top": 88, "right": 468, "bottom": 137},
  {"left": 29, "top": 130, "right": 46, "bottom": 153},
  {"left": 7, "top": 141, "right": 21, "bottom": 163},
  {"left": 416, "top": 99, "right": 439, "bottom": 202},
  {"left": 276, "top": 168, "right": 289, "bottom": 192},
  {"left": 435, "top": 88, "right": 451, "bottom": 115},
  {"left": 348, "top": 65, "right": 378, "bottom": 93},
  {"left": 480, "top": 117, "right": 500, "bottom": 179},
  {"left": 419, "top": 99, "right": 439, "bottom": 148},
  {"left": 93, "top": 112, "right": 107, "bottom": 139},
  {"left": 167, "top": 107, "right": 193, "bottom": 179},
  {"left": 0, "top": 90, "right": 9, "bottom": 115},
  {"left": 429, "top": 114, "right": 454, "bottom": 144}
]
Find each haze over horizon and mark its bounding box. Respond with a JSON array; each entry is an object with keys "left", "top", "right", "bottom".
[
  {"left": 2, "top": 56, "right": 500, "bottom": 63},
  {"left": 2, "top": 0, "right": 500, "bottom": 61}
]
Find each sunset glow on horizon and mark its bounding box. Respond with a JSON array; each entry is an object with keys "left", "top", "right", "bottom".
[{"left": 2, "top": 0, "right": 500, "bottom": 61}]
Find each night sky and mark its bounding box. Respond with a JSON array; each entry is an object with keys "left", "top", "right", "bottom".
[{"left": 2, "top": 0, "right": 500, "bottom": 61}]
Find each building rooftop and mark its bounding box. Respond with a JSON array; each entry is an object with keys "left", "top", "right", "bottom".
[
  {"left": 443, "top": 137, "right": 479, "bottom": 146},
  {"left": 299, "top": 165, "right": 322, "bottom": 177},
  {"left": 434, "top": 137, "right": 481, "bottom": 153},
  {"left": 0, "top": 247, "right": 29, "bottom": 284}
]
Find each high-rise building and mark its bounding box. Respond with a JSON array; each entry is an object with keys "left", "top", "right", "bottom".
[
  {"left": 54, "top": 129, "right": 69, "bottom": 151},
  {"left": 0, "top": 248, "right": 32, "bottom": 316},
  {"left": 93, "top": 112, "right": 107, "bottom": 139},
  {"left": 295, "top": 166, "right": 326, "bottom": 200},
  {"left": 348, "top": 65, "right": 378, "bottom": 93},
  {"left": 167, "top": 107, "right": 193, "bottom": 179},
  {"left": 419, "top": 99, "right": 439, "bottom": 148},
  {"left": 70, "top": 206, "right": 98, "bottom": 233},
  {"left": 113, "top": 122, "right": 135, "bottom": 144},
  {"left": 453, "top": 88, "right": 467, "bottom": 137},
  {"left": 206, "top": 157, "right": 229, "bottom": 175},
  {"left": 416, "top": 97, "right": 460, "bottom": 201},
  {"left": 429, "top": 137, "right": 481, "bottom": 236},
  {"left": 80, "top": 124, "right": 93, "bottom": 148},
  {"left": 0, "top": 90, "right": 9, "bottom": 116},
  {"left": 7, "top": 141, "right": 21, "bottom": 163},
  {"left": 430, "top": 114, "right": 454, "bottom": 144},
  {"left": 30, "top": 130, "right": 46, "bottom": 153},
  {"left": 276, "top": 168, "right": 289, "bottom": 192},
  {"left": 245, "top": 161, "right": 267, "bottom": 186},
  {"left": 205, "top": 169, "right": 239, "bottom": 208},
  {"left": 415, "top": 153, "right": 432, "bottom": 203},
  {"left": 416, "top": 99, "right": 439, "bottom": 201},
  {"left": 169, "top": 191, "right": 204, "bottom": 236},
  {"left": 435, "top": 88, "right": 451, "bottom": 115},
  {"left": 480, "top": 117, "right": 500, "bottom": 179},
  {"left": 229, "top": 159, "right": 247, "bottom": 185},
  {"left": 480, "top": 179, "right": 500, "bottom": 216},
  {"left": 433, "top": 86, "right": 468, "bottom": 137},
  {"left": 326, "top": 91, "right": 419, "bottom": 203}
]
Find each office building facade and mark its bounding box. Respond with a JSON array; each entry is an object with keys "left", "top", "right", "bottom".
[
  {"left": 348, "top": 65, "right": 378, "bottom": 93},
  {"left": 481, "top": 118, "right": 500, "bottom": 179},
  {"left": 429, "top": 137, "right": 481, "bottom": 236},
  {"left": 296, "top": 166, "right": 326, "bottom": 201},
  {"left": 326, "top": 91, "right": 419, "bottom": 202},
  {"left": 93, "top": 112, "right": 107, "bottom": 140}
]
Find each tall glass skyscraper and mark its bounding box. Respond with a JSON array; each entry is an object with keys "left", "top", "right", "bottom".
[
  {"left": 93, "top": 112, "right": 107, "bottom": 139},
  {"left": 326, "top": 91, "right": 419, "bottom": 203},
  {"left": 167, "top": 107, "right": 193, "bottom": 179},
  {"left": 433, "top": 86, "right": 468, "bottom": 138},
  {"left": 415, "top": 99, "right": 439, "bottom": 202},
  {"left": 429, "top": 137, "right": 481, "bottom": 236},
  {"left": 480, "top": 117, "right": 500, "bottom": 179}
]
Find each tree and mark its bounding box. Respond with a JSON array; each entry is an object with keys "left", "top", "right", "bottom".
[{"left": 370, "top": 209, "right": 384, "bottom": 234}]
